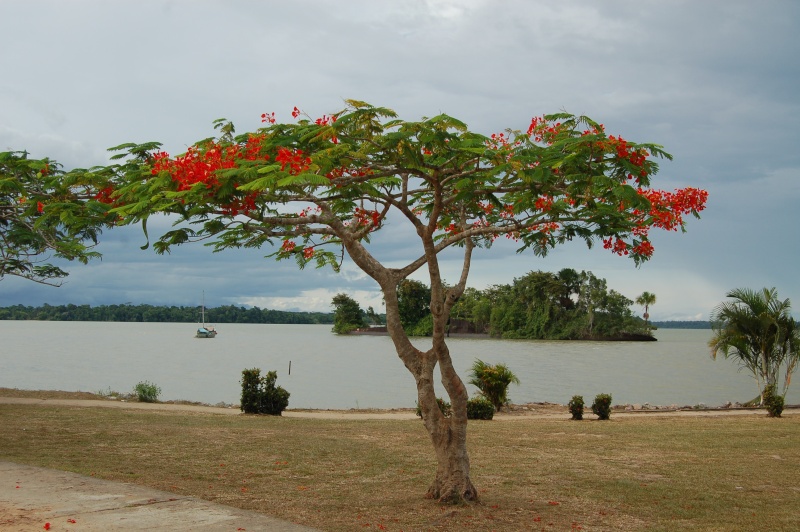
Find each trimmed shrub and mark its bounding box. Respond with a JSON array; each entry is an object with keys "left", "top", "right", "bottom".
[
  {"left": 466, "top": 397, "right": 495, "bottom": 420},
  {"left": 568, "top": 395, "right": 585, "bottom": 420},
  {"left": 416, "top": 397, "right": 452, "bottom": 418},
  {"left": 240, "top": 368, "right": 290, "bottom": 415},
  {"left": 591, "top": 393, "right": 613, "bottom": 420},
  {"left": 133, "top": 381, "right": 161, "bottom": 403},
  {"left": 763, "top": 384, "right": 784, "bottom": 418}
]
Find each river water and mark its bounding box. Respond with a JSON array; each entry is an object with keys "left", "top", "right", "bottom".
[{"left": 1, "top": 321, "right": 795, "bottom": 408}]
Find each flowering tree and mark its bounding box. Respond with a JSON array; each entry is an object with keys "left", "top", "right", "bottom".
[
  {"left": 0, "top": 151, "right": 109, "bottom": 285},
  {"left": 95, "top": 100, "right": 707, "bottom": 502}
]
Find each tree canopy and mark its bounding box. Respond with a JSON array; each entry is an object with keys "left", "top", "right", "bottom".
[
  {"left": 46, "top": 100, "right": 706, "bottom": 503},
  {"left": 0, "top": 151, "right": 110, "bottom": 285}
]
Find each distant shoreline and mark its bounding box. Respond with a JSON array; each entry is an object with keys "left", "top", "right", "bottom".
[
  {"left": 0, "top": 305, "right": 712, "bottom": 329},
  {"left": 351, "top": 326, "right": 660, "bottom": 341}
]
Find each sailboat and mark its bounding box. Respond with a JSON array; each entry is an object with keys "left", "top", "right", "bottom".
[{"left": 195, "top": 292, "right": 217, "bottom": 338}]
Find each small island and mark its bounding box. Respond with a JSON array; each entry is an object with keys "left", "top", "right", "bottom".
[{"left": 335, "top": 268, "right": 658, "bottom": 341}]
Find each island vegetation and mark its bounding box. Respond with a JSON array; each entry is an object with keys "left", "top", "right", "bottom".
[
  {"left": 451, "top": 269, "right": 651, "bottom": 340},
  {"left": 333, "top": 268, "right": 654, "bottom": 340}
]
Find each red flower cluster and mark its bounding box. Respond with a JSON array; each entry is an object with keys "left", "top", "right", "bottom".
[
  {"left": 530, "top": 222, "right": 560, "bottom": 234},
  {"left": 607, "top": 135, "right": 648, "bottom": 167},
  {"left": 603, "top": 237, "right": 632, "bottom": 256},
  {"left": 487, "top": 132, "right": 510, "bottom": 149},
  {"left": 527, "top": 116, "right": 564, "bottom": 144},
  {"left": 632, "top": 240, "right": 654, "bottom": 256},
  {"left": 94, "top": 186, "right": 116, "bottom": 205},
  {"left": 152, "top": 148, "right": 223, "bottom": 190},
  {"left": 314, "top": 114, "right": 339, "bottom": 144},
  {"left": 279, "top": 240, "right": 314, "bottom": 260},
  {"left": 534, "top": 195, "right": 553, "bottom": 212},
  {"left": 638, "top": 187, "right": 708, "bottom": 232},
  {"left": 601, "top": 185, "right": 707, "bottom": 259},
  {"left": 605, "top": 236, "right": 653, "bottom": 259},
  {"left": 219, "top": 193, "right": 258, "bottom": 216},
  {"left": 352, "top": 207, "right": 380, "bottom": 227},
  {"left": 325, "top": 165, "right": 372, "bottom": 182},
  {"left": 499, "top": 204, "right": 516, "bottom": 219},
  {"left": 298, "top": 206, "right": 321, "bottom": 217},
  {"left": 147, "top": 134, "right": 269, "bottom": 216},
  {"left": 315, "top": 114, "right": 336, "bottom": 126},
  {"left": 151, "top": 134, "right": 269, "bottom": 191},
  {"left": 443, "top": 222, "right": 460, "bottom": 235},
  {"left": 477, "top": 202, "right": 495, "bottom": 215},
  {"left": 275, "top": 147, "right": 311, "bottom": 175}
]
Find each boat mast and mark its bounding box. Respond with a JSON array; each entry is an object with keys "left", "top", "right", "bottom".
[{"left": 201, "top": 291, "right": 206, "bottom": 328}]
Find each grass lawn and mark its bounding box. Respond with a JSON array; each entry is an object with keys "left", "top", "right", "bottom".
[{"left": 1, "top": 392, "right": 798, "bottom": 531}]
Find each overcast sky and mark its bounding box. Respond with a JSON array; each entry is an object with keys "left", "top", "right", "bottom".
[{"left": 1, "top": 0, "right": 798, "bottom": 321}]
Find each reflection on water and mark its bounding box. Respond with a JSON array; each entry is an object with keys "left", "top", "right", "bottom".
[{"left": 2, "top": 322, "right": 795, "bottom": 408}]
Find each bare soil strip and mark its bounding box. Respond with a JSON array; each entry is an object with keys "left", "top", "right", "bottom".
[{"left": 0, "top": 395, "right": 794, "bottom": 419}]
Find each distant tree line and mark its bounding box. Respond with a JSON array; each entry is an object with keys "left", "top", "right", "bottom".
[
  {"left": 652, "top": 320, "right": 711, "bottom": 329},
  {"left": 0, "top": 303, "right": 334, "bottom": 324}
]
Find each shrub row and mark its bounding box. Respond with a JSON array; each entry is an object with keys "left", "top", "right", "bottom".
[
  {"left": 568, "top": 393, "right": 612, "bottom": 420},
  {"left": 415, "top": 396, "right": 495, "bottom": 420}
]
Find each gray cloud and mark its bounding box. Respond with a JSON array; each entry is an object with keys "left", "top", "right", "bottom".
[{"left": 1, "top": 0, "right": 798, "bottom": 320}]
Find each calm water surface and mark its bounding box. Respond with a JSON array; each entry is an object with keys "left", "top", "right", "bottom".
[{"left": 2, "top": 322, "right": 795, "bottom": 408}]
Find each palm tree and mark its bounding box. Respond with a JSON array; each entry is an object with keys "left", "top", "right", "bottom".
[
  {"left": 468, "top": 359, "right": 520, "bottom": 411},
  {"left": 709, "top": 287, "right": 800, "bottom": 403},
  {"left": 635, "top": 291, "right": 657, "bottom": 330}
]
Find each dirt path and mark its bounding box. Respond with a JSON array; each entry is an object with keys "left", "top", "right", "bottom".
[{"left": 1, "top": 396, "right": 795, "bottom": 420}]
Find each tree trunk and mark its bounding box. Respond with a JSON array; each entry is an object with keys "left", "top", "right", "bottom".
[
  {"left": 423, "top": 417, "right": 477, "bottom": 503},
  {"left": 336, "top": 213, "right": 479, "bottom": 503},
  {"left": 415, "top": 351, "right": 478, "bottom": 502},
  {"left": 382, "top": 281, "right": 478, "bottom": 504}
]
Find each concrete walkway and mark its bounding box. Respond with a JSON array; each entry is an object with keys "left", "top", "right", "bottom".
[{"left": 1, "top": 462, "right": 318, "bottom": 531}]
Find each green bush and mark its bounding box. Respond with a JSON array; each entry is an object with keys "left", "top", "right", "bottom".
[
  {"left": 763, "top": 384, "right": 784, "bottom": 418},
  {"left": 468, "top": 359, "right": 520, "bottom": 411},
  {"left": 407, "top": 314, "right": 434, "bottom": 336},
  {"left": 133, "top": 381, "right": 161, "bottom": 403},
  {"left": 415, "top": 397, "right": 452, "bottom": 418},
  {"left": 240, "top": 368, "right": 290, "bottom": 415},
  {"left": 466, "top": 397, "right": 495, "bottom": 420},
  {"left": 568, "top": 395, "right": 584, "bottom": 420},
  {"left": 591, "top": 393, "right": 613, "bottom": 420}
]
